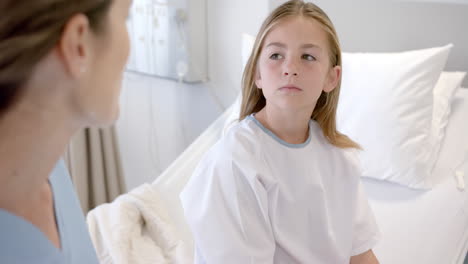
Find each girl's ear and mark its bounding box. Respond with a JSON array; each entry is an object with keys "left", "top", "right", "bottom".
[
  {"left": 324, "top": 65, "right": 341, "bottom": 93},
  {"left": 255, "top": 70, "right": 262, "bottom": 89}
]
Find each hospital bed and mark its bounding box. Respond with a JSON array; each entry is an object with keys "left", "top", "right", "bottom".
[
  {"left": 90, "top": 1, "right": 468, "bottom": 262},
  {"left": 151, "top": 87, "right": 468, "bottom": 264}
]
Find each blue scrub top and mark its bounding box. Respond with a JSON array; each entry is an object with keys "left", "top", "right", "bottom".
[{"left": 0, "top": 160, "right": 99, "bottom": 264}]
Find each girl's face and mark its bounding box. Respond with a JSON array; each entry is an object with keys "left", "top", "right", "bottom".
[{"left": 255, "top": 16, "right": 340, "bottom": 115}]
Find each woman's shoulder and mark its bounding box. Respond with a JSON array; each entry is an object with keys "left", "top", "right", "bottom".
[
  {"left": 0, "top": 209, "right": 65, "bottom": 264},
  {"left": 0, "top": 160, "right": 98, "bottom": 264},
  {"left": 49, "top": 160, "right": 100, "bottom": 263}
]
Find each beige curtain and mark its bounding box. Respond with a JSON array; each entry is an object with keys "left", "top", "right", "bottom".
[{"left": 64, "top": 126, "right": 126, "bottom": 213}]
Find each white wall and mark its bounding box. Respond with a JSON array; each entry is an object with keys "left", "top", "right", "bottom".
[
  {"left": 116, "top": 72, "right": 222, "bottom": 191},
  {"left": 206, "top": 0, "right": 468, "bottom": 108},
  {"left": 270, "top": 0, "right": 468, "bottom": 86},
  {"left": 116, "top": 1, "right": 272, "bottom": 190},
  {"left": 205, "top": 0, "right": 270, "bottom": 109}
]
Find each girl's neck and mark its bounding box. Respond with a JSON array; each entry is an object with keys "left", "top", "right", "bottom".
[{"left": 255, "top": 104, "right": 311, "bottom": 144}]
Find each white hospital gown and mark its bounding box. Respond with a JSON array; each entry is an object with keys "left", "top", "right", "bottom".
[{"left": 180, "top": 114, "right": 380, "bottom": 264}]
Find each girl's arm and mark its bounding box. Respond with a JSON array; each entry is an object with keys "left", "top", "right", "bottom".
[
  {"left": 180, "top": 149, "right": 275, "bottom": 263},
  {"left": 350, "top": 249, "right": 379, "bottom": 264},
  {"left": 350, "top": 180, "right": 380, "bottom": 261}
]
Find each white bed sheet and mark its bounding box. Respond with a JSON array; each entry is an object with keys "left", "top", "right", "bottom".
[
  {"left": 151, "top": 105, "right": 232, "bottom": 257},
  {"left": 151, "top": 90, "right": 468, "bottom": 263},
  {"left": 366, "top": 88, "right": 468, "bottom": 264}
]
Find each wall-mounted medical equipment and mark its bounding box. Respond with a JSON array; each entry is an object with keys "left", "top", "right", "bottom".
[{"left": 126, "top": 0, "right": 208, "bottom": 83}]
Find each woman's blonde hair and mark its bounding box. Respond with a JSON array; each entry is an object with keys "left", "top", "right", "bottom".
[{"left": 240, "top": 0, "right": 360, "bottom": 149}]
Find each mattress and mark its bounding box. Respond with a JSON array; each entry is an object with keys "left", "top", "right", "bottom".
[
  {"left": 151, "top": 89, "right": 468, "bottom": 263},
  {"left": 365, "top": 88, "right": 468, "bottom": 264}
]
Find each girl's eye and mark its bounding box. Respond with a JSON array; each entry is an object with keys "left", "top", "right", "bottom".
[
  {"left": 270, "top": 53, "right": 283, "bottom": 60},
  {"left": 302, "top": 54, "right": 316, "bottom": 61}
]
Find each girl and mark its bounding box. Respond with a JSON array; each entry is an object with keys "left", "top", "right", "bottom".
[
  {"left": 0, "top": 0, "right": 132, "bottom": 263},
  {"left": 180, "top": 0, "right": 380, "bottom": 263}
]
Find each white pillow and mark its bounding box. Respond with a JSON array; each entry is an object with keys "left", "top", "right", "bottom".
[
  {"left": 337, "top": 44, "right": 453, "bottom": 189},
  {"left": 431, "top": 71, "right": 466, "bottom": 175},
  {"left": 433, "top": 88, "right": 468, "bottom": 181}
]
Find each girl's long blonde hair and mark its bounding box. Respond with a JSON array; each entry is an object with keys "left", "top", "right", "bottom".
[{"left": 240, "top": 0, "right": 360, "bottom": 149}]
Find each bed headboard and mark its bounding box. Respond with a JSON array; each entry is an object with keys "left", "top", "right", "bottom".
[{"left": 271, "top": 0, "right": 468, "bottom": 86}]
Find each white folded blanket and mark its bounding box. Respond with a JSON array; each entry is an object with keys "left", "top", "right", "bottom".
[{"left": 86, "top": 184, "right": 191, "bottom": 264}]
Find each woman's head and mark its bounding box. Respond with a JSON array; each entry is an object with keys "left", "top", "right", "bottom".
[
  {"left": 0, "top": 0, "right": 132, "bottom": 126},
  {"left": 240, "top": 0, "right": 359, "bottom": 149}
]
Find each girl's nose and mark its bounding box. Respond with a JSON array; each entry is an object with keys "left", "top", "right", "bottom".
[
  {"left": 284, "top": 72, "right": 298, "bottom": 76},
  {"left": 283, "top": 59, "right": 299, "bottom": 76}
]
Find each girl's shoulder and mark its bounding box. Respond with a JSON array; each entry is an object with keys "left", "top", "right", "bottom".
[
  {"left": 198, "top": 117, "right": 265, "bottom": 170},
  {"left": 331, "top": 147, "right": 364, "bottom": 183},
  {"left": 187, "top": 118, "right": 269, "bottom": 190},
  {"left": 310, "top": 121, "right": 363, "bottom": 178},
  {"left": 221, "top": 117, "right": 264, "bottom": 155}
]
